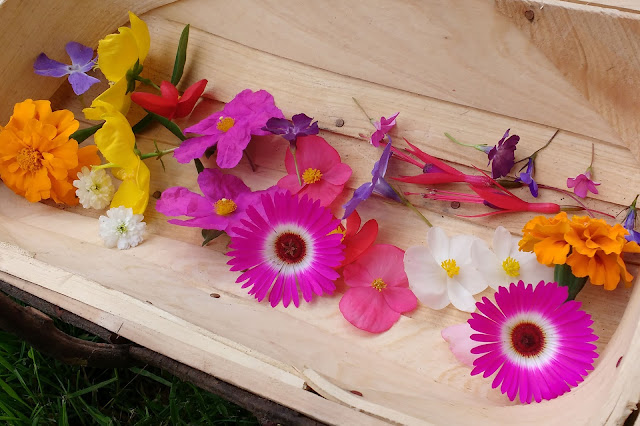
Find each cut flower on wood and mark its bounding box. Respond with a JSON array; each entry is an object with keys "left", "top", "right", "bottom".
[{"left": 99, "top": 206, "right": 146, "bottom": 250}]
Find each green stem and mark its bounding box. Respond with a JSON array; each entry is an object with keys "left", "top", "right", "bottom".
[
  {"left": 132, "top": 113, "right": 154, "bottom": 134},
  {"left": 291, "top": 147, "right": 303, "bottom": 186},
  {"left": 147, "top": 112, "right": 186, "bottom": 141},
  {"left": 586, "top": 143, "right": 596, "bottom": 177},
  {"left": 139, "top": 147, "right": 177, "bottom": 160},
  {"left": 444, "top": 132, "right": 488, "bottom": 153},
  {"left": 91, "top": 162, "right": 120, "bottom": 171},
  {"left": 135, "top": 76, "right": 160, "bottom": 91},
  {"left": 390, "top": 185, "right": 433, "bottom": 227},
  {"left": 352, "top": 97, "right": 375, "bottom": 127},
  {"left": 530, "top": 129, "right": 559, "bottom": 161}
]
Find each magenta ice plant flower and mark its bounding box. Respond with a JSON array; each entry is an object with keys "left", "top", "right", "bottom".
[
  {"left": 370, "top": 112, "right": 399, "bottom": 147},
  {"left": 156, "top": 168, "right": 265, "bottom": 237},
  {"left": 469, "top": 281, "right": 598, "bottom": 403},
  {"left": 34, "top": 41, "right": 100, "bottom": 95},
  {"left": 567, "top": 170, "right": 600, "bottom": 198},
  {"left": 227, "top": 191, "right": 344, "bottom": 308},
  {"left": 175, "top": 89, "right": 284, "bottom": 169},
  {"left": 340, "top": 244, "right": 417, "bottom": 333}
]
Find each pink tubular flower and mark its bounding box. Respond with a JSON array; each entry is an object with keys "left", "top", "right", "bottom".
[
  {"left": 469, "top": 281, "right": 598, "bottom": 403},
  {"left": 370, "top": 112, "right": 399, "bottom": 147},
  {"left": 175, "top": 89, "right": 284, "bottom": 168},
  {"left": 227, "top": 192, "right": 344, "bottom": 308},
  {"left": 156, "top": 168, "right": 263, "bottom": 237},
  {"left": 277, "top": 135, "right": 352, "bottom": 207},
  {"left": 567, "top": 170, "right": 600, "bottom": 198},
  {"left": 340, "top": 244, "right": 417, "bottom": 333}
]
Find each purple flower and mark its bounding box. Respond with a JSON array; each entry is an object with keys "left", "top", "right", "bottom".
[
  {"left": 156, "top": 168, "right": 268, "bottom": 237},
  {"left": 342, "top": 141, "right": 401, "bottom": 219},
  {"left": 262, "top": 113, "right": 319, "bottom": 147},
  {"left": 487, "top": 129, "right": 519, "bottom": 179},
  {"left": 516, "top": 157, "right": 539, "bottom": 197},
  {"left": 623, "top": 196, "right": 640, "bottom": 244},
  {"left": 567, "top": 170, "right": 600, "bottom": 198},
  {"left": 370, "top": 112, "right": 399, "bottom": 147},
  {"left": 175, "top": 89, "right": 284, "bottom": 169},
  {"left": 33, "top": 41, "right": 100, "bottom": 95}
]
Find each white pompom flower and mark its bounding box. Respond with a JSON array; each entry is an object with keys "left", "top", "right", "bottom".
[
  {"left": 99, "top": 206, "right": 146, "bottom": 250},
  {"left": 404, "top": 227, "right": 488, "bottom": 312},
  {"left": 470, "top": 226, "right": 553, "bottom": 290},
  {"left": 73, "top": 166, "right": 115, "bottom": 209}
]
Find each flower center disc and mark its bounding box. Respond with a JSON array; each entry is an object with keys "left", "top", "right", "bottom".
[
  {"left": 371, "top": 278, "right": 387, "bottom": 292},
  {"left": 274, "top": 232, "right": 307, "bottom": 264},
  {"left": 502, "top": 256, "right": 521, "bottom": 277},
  {"left": 302, "top": 168, "right": 322, "bottom": 184},
  {"left": 216, "top": 117, "right": 235, "bottom": 132},
  {"left": 16, "top": 147, "right": 44, "bottom": 172},
  {"left": 214, "top": 198, "right": 237, "bottom": 216},
  {"left": 511, "top": 322, "right": 545, "bottom": 357},
  {"left": 441, "top": 259, "right": 460, "bottom": 278}
]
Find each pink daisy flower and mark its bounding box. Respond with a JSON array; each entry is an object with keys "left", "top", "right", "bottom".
[
  {"left": 277, "top": 135, "right": 352, "bottom": 207},
  {"left": 340, "top": 244, "right": 417, "bottom": 333},
  {"left": 227, "top": 191, "right": 344, "bottom": 308},
  {"left": 175, "top": 89, "right": 284, "bottom": 169},
  {"left": 370, "top": 112, "right": 399, "bottom": 147},
  {"left": 469, "top": 281, "right": 599, "bottom": 403}
]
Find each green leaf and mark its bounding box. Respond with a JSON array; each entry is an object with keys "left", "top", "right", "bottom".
[
  {"left": 128, "top": 367, "right": 172, "bottom": 387},
  {"left": 0, "top": 377, "right": 28, "bottom": 407},
  {"left": 554, "top": 263, "right": 588, "bottom": 301},
  {"left": 66, "top": 377, "right": 117, "bottom": 399},
  {"left": 70, "top": 123, "right": 103, "bottom": 144},
  {"left": 171, "top": 25, "right": 190, "bottom": 86},
  {"left": 147, "top": 112, "right": 186, "bottom": 141},
  {"left": 202, "top": 229, "right": 224, "bottom": 246},
  {"left": 132, "top": 113, "right": 154, "bottom": 134}
]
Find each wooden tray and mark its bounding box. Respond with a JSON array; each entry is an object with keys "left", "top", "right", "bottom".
[{"left": 1, "top": 0, "right": 640, "bottom": 424}]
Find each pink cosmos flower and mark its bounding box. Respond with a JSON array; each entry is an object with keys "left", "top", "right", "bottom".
[
  {"left": 277, "top": 135, "right": 352, "bottom": 207},
  {"left": 340, "top": 244, "right": 417, "bottom": 333},
  {"left": 370, "top": 112, "right": 399, "bottom": 147},
  {"left": 156, "top": 168, "right": 265, "bottom": 237},
  {"left": 227, "top": 191, "right": 344, "bottom": 308},
  {"left": 567, "top": 170, "right": 600, "bottom": 198},
  {"left": 175, "top": 89, "right": 284, "bottom": 169},
  {"left": 469, "top": 281, "right": 598, "bottom": 403},
  {"left": 441, "top": 323, "right": 478, "bottom": 367}
]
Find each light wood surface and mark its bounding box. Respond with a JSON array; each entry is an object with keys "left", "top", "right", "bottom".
[{"left": 1, "top": 0, "right": 640, "bottom": 424}]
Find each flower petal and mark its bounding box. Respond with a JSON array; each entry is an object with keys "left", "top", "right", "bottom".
[{"left": 339, "top": 287, "right": 400, "bottom": 333}]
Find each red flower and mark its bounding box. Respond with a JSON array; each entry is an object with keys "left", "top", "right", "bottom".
[
  {"left": 131, "top": 79, "right": 207, "bottom": 119},
  {"left": 337, "top": 210, "right": 378, "bottom": 267}
]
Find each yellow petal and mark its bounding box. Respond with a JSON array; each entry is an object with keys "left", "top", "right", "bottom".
[
  {"left": 110, "top": 160, "right": 150, "bottom": 214},
  {"left": 83, "top": 79, "right": 131, "bottom": 121},
  {"left": 129, "top": 11, "right": 150, "bottom": 63},
  {"left": 97, "top": 27, "right": 139, "bottom": 82},
  {"left": 94, "top": 111, "right": 137, "bottom": 169}
]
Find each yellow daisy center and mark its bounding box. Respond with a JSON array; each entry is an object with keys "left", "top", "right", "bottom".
[
  {"left": 302, "top": 168, "right": 322, "bottom": 184},
  {"left": 502, "top": 256, "right": 521, "bottom": 277},
  {"left": 371, "top": 278, "right": 387, "bottom": 292},
  {"left": 216, "top": 117, "right": 235, "bottom": 132},
  {"left": 214, "top": 198, "right": 237, "bottom": 216},
  {"left": 441, "top": 259, "right": 460, "bottom": 278},
  {"left": 16, "top": 147, "right": 43, "bottom": 172}
]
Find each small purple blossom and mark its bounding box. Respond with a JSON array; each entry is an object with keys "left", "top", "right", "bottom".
[
  {"left": 623, "top": 196, "right": 640, "bottom": 244},
  {"left": 342, "top": 141, "right": 401, "bottom": 219},
  {"left": 567, "top": 170, "right": 600, "bottom": 198},
  {"left": 262, "top": 113, "right": 319, "bottom": 147},
  {"left": 34, "top": 41, "right": 100, "bottom": 95},
  {"left": 175, "top": 89, "right": 284, "bottom": 169},
  {"left": 516, "top": 157, "right": 539, "bottom": 197},
  {"left": 487, "top": 129, "right": 519, "bottom": 179},
  {"left": 370, "top": 112, "right": 399, "bottom": 147}
]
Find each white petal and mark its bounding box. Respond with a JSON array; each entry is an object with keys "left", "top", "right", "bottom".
[
  {"left": 448, "top": 234, "right": 477, "bottom": 265},
  {"left": 469, "top": 239, "right": 504, "bottom": 290},
  {"left": 447, "top": 277, "right": 478, "bottom": 312},
  {"left": 493, "top": 226, "right": 513, "bottom": 260},
  {"left": 457, "top": 264, "right": 489, "bottom": 295},
  {"left": 427, "top": 227, "right": 450, "bottom": 263},
  {"left": 518, "top": 254, "right": 554, "bottom": 285},
  {"left": 405, "top": 245, "right": 449, "bottom": 310}
]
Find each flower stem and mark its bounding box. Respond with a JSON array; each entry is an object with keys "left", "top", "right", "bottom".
[
  {"left": 291, "top": 147, "right": 303, "bottom": 186},
  {"left": 586, "top": 143, "right": 596, "bottom": 177},
  {"left": 146, "top": 112, "right": 186, "bottom": 141},
  {"left": 444, "top": 133, "right": 488, "bottom": 153},
  {"left": 139, "top": 147, "right": 177, "bottom": 160},
  {"left": 135, "top": 76, "right": 161, "bottom": 91},
  {"left": 92, "top": 162, "right": 120, "bottom": 171},
  {"left": 352, "top": 97, "right": 375, "bottom": 127},
  {"left": 530, "top": 129, "right": 559, "bottom": 160},
  {"left": 391, "top": 185, "right": 433, "bottom": 227}
]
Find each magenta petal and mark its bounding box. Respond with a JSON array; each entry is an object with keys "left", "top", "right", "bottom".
[
  {"left": 173, "top": 135, "right": 217, "bottom": 163},
  {"left": 197, "top": 168, "right": 250, "bottom": 202},
  {"left": 156, "top": 186, "right": 212, "bottom": 217},
  {"left": 216, "top": 127, "right": 252, "bottom": 168},
  {"left": 382, "top": 287, "right": 417, "bottom": 313},
  {"left": 339, "top": 287, "right": 400, "bottom": 333},
  {"left": 300, "top": 180, "right": 343, "bottom": 207},
  {"left": 322, "top": 162, "right": 352, "bottom": 185},
  {"left": 277, "top": 174, "right": 304, "bottom": 194}
]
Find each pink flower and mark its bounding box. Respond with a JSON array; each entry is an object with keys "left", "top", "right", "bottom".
[
  {"left": 340, "top": 244, "right": 417, "bottom": 333},
  {"left": 339, "top": 210, "right": 378, "bottom": 267},
  {"left": 156, "top": 168, "right": 266, "bottom": 237},
  {"left": 277, "top": 135, "right": 352, "bottom": 207},
  {"left": 370, "top": 112, "right": 399, "bottom": 147},
  {"left": 567, "top": 170, "right": 600, "bottom": 198},
  {"left": 441, "top": 323, "right": 478, "bottom": 367},
  {"left": 175, "top": 89, "right": 284, "bottom": 169}
]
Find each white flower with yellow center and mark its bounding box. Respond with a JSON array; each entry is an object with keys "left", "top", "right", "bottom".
[
  {"left": 98, "top": 206, "right": 146, "bottom": 250},
  {"left": 73, "top": 166, "right": 115, "bottom": 209},
  {"left": 471, "top": 226, "right": 553, "bottom": 290},
  {"left": 404, "top": 227, "right": 487, "bottom": 312}
]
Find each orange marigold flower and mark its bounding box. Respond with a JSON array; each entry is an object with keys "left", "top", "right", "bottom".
[
  {"left": 520, "top": 213, "right": 640, "bottom": 290},
  {"left": 0, "top": 100, "right": 99, "bottom": 204}
]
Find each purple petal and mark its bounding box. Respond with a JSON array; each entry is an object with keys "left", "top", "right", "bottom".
[
  {"left": 65, "top": 41, "right": 95, "bottom": 68},
  {"left": 291, "top": 113, "right": 313, "bottom": 130},
  {"left": 68, "top": 72, "right": 100, "bottom": 95},
  {"left": 197, "top": 168, "right": 251, "bottom": 202},
  {"left": 373, "top": 178, "right": 402, "bottom": 202},
  {"left": 342, "top": 182, "right": 374, "bottom": 219},
  {"left": 33, "top": 53, "right": 69, "bottom": 77},
  {"left": 173, "top": 135, "right": 217, "bottom": 163}
]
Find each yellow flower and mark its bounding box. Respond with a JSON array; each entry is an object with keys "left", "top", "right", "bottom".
[
  {"left": 0, "top": 100, "right": 99, "bottom": 204},
  {"left": 84, "top": 12, "right": 149, "bottom": 120},
  {"left": 94, "top": 110, "right": 150, "bottom": 214}
]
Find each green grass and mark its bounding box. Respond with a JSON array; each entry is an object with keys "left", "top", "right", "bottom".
[{"left": 0, "top": 322, "right": 258, "bottom": 425}]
